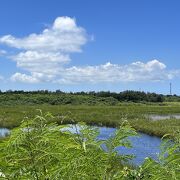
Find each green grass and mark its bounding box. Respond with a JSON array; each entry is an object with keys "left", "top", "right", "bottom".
[{"left": 0, "top": 102, "right": 180, "bottom": 138}]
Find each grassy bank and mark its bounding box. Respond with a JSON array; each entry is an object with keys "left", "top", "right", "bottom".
[{"left": 0, "top": 102, "right": 180, "bottom": 138}]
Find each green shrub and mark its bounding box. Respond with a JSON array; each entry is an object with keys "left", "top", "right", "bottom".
[
  {"left": 0, "top": 111, "right": 179, "bottom": 179},
  {"left": 0, "top": 111, "right": 137, "bottom": 179}
]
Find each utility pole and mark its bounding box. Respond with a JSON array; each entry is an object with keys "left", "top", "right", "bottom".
[{"left": 170, "top": 83, "right": 172, "bottom": 95}]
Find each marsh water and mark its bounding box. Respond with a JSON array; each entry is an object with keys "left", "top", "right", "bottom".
[
  {"left": 62, "top": 125, "right": 161, "bottom": 165},
  {"left": 0, "top": 128, "right": 9, "bottom": 137},
  {"left": 0, "top": 126, "right": 161, "bottom": 165},
  {"left": 98, "top": 126, "right": 161, "bottom": 165},
  {"left": 147, "top": 114, "right": 180, "bottom": 120}
]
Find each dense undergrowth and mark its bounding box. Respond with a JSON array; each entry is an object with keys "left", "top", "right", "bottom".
[{"left": 0, "top": 111, "right": 179, "bottom": 179}]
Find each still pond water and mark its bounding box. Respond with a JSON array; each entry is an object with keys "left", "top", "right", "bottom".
[
  {"left": 65, "top": 125, "right": 162, "bottom": 165},
  {"left": 0, "top": 128, "right": 9, "bottom": 137},
  {"left": 147, "top": 114, "right": 180, "bottom": 120},
  {"left": 0, "top": 126, "right": 161, "bottom": 165}
]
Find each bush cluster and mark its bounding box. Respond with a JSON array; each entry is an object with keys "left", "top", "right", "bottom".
[{"left": 0, "top": 90, "right": 171, "bottom": 106}]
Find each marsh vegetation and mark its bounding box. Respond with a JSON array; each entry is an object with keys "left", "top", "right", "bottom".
[
  {"left": 0, "top": 102, "right": 180, "bottom": 138},
  {"left": 0, "top": 91, "right": 179, "bottom": 179},
  {"left": 0, "top": 111, "right": 179, "bottom": 179}
]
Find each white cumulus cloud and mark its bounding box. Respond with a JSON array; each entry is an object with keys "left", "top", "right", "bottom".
[
  {"left": 0, "top": 16, "right": 88, "bottom": 83},
  {"left": 11, "top": 50, "right": 70, "bottom": 75},
  {"left": 11, "top": 73, "right": 40, "bottom": 83},
  {"left": 0, "top": 16, "right": 87, "bottom": 52},
  {"left": 54, "top": 60, "right": 175, "bottom": 84},
  {"left": 0, "top": 16, "right": 179, "bottom": 84},
  {"left": 0, "top": 50, "right": 7, "bottom": 56}
]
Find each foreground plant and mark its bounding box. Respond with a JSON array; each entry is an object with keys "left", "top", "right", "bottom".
[
  {"left": 139, "top": 133, "right": 180, "bottom": 180},
  {"left": 0, "top": 110, "right": 137, "bottom": 179},
  {"left": 0, "top": 110, "right": 179, "bottom": 179},
  {"left": 125, "top": 133, "right": 180, "bottom": 180}
]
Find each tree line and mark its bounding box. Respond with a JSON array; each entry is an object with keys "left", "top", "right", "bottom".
[{"left": 0, "top": 90, "right": 178, "bottom": 105}]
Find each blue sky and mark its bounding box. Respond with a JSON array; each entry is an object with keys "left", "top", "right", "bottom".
[{"left": 0, "top": 0, "right": 180, "bottom": 94}]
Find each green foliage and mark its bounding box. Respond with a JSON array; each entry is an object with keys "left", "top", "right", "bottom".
[
  {"left": 0, "top": 111, "right": 179, "bottom": 179},
  {"left": 0, "top": 111, "right": 137, "bottom": 179},
  {"left": 0, "top": 90, "right": 171, "bottom": 106},
  {"left": 136, "top": 137, "right": 180, "bottom": 179},
  {"left": 123, "top": 133, "right": 180, "bottom": 180},
  {"left": 0, "top": 92, "right": 119, "bottom": 106}
]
